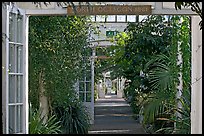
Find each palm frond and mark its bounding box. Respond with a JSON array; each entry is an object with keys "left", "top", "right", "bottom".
[
  {"left": 29, "top": 104, "right": 61, "bottom": 134},
  {"left": 142, "top": 89, "right": 174, "bottom": 124}
]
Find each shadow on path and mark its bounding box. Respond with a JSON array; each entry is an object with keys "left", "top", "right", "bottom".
[{"left": 88, "top": 94, "right": 146, "bottom": 134}]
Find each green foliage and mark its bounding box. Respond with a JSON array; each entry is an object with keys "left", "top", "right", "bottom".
[
  {"left": 144, "top": 54, "right": 175, "bottom": 91},
  {"left": 142, "top": 16, "right": 191, "bottom": 134},
  {"left": 107, "top": 15, "right": 191, "bottom": 134},
  {"left": 155, "top": 91, "right": 191, "bottom": 134},
  {"left": 29, "top": 104, "right": 61, "bottom": 134},
  {"left": 175, "top": 2, "right": 202, "bottom": 29},
  {"left": 54, "top": 98, "right": 91, "bottom": 134},
  {"left": 29, "top": 15, "right": 93, "bottom": 134},
  {"left": 142, "top": 54, "right": 175, "bottom": 123},
  {"left": 108, "top": 15, "right": 173, "bottom": 81},
  {"left": 29, "top": 15, "right": 89, "bottom": 109},
  {"left": 106, "top": 15, "right": 174, "bottom": 115},
  {"left": 175, "top": 2, "right": 202, "bottom": 18}
]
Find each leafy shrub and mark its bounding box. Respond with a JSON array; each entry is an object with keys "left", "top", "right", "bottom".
[
  {"left": 29, "top": 104, "right": 61, "bottom": 134},
  {"left": 54, "top": 99, "right": 91, "bottom": 134}
]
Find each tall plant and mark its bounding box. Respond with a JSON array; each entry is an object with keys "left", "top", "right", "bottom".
[
  {"left": 142, "top": 15, "right": 191, "bottom": 134},
  {"left": 29, "top": 104, "right": 61, "bottom": 134},
  {"left": 29, "top": 15, "right": 92, "bottom": 133},
  {"left": 141, "top": 53, "right": 176, "bottom": 133},
  {"left": 106, "top": 15, "right": 191, "bottom": 134},
  {"left": 106, "top": 15, "right": 174, "bottom": 117},
  {"left": 54, "top": 98, "right": 91, "bottom": 134},
  {"left": 29, "top": 15, "right": 89, "bottom": 110}
]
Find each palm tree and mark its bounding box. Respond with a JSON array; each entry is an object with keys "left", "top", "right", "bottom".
[
  {"left": 141, "top": 53, "right": 190, "bottom": 134},
  {"left": 138, "top": 53, "right": 175, "bottom": 133}
]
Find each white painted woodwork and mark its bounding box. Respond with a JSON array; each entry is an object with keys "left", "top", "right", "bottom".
[
  {"left": 2, "top": 5, "right": 28, "bottom": 134},
  {"left": 90, "top": 45, "right": 96, "bottom": 124},
  {"left": 15, "top": 2, "right": 198, "bottom": 15},
  {"left": 98, "top": 80, "right": 105, "bottom": 98},
  {"left": 25, "top": 15, "right": 29, "bottom": 134},
  {"left": 2, "top": 5, "right": 7, "bottom": 134},
  {"left": 191, "top": 16, "right": 202, "bottom": 134}
]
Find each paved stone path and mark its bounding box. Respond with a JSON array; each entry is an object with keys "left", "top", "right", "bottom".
[{"left": 88, "top": 94, "right": 146, "bottom": 134}]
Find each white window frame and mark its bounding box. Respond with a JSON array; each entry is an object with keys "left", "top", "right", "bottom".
[
  {"left": 5, "top": 5, "right": 28, "bottom": 134},
  {"left": 127, "top": 15, "right": 136, "bottom": 22},
  {"left": 116, "top": 15, "right": 126, "bottom": 22},
  {"left": 106, "top": 15, "right": 116, "bottom": 22},
  {"left": 78, "top": 58, "right": 92, "bottom": 103}
]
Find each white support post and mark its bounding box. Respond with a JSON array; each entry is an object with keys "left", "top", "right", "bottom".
[
  {"left": 25, "top": 15, "right": 29, "bottom": 134},
  {"left": 117, "top": 77, "right": 119, "bottom": 95},
  {"left": 176, "top": 41, "right": 183, "bottom": 122},
  {"left": 191, "top": 16, "right": 202, "bottom": 134},
  {"left": 91, "top": 45, "right": 96, "bottom": 124},
  {"left": 74, "top": 79, "right": 79, "bottom": 99},
  {"left": 103, "top": 73, "right": 106, "bottom": 95},
  {"left": 5, "top": 6, "right": 10, "bottom": 134},
  {"left": 2, "top": 5, "right": 7, "bottom": 134}
]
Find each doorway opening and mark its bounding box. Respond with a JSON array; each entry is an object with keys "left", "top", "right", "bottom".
[{"left": 2, "top": 2, "right": 202, "bottom": 134}]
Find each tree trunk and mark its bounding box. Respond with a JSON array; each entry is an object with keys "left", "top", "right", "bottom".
[{"left": 39, "top": 69, "right": 49, "bottom": 124}]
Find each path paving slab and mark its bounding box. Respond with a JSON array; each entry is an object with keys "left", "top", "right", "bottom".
[{"left": 88, "top": 95, "right": 146, "bottom": 134}]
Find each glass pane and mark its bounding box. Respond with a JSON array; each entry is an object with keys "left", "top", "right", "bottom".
[
  {"left": 16, "top": 76, "right": 23, "bottom": 103},
  {"left": 9, "top": 105, "right": 15, "bottom": 134},
  {"left": 96, "top": 15, "right": 105, "bottom": 22},
  {"left": 86, "top": 92, "right": 91, "bottom": 102},
  {"left": 16, "top": 105, "right": 23, "bottom": 133},
  {"left": 90, "top": 15, "right": 95, "bottom": 22},
  {"left": 79, "top": 92, "right": 85, "bottom": 102},
  {"left": 164, "top": 15, "right": 169, "bottom": 22},
  {"left": 86, "top": 82, "right": 91, "bottom": 92},
  {"left": 86, "top": 71, "right": 91, "bottom": 81},
  {"left": 9, "top": 13, "right": 16, "bottom": 42},
  {"left": 9, "top": 75, "right": 16, "bottom": 103},
  {"left": 9, "top": 43, "right": 16, "bottom": 73},
  {"left": 17, "top": 14, "right": 23, "bottom": 43},
  {"left": 78, "top": 76, "right": 84, "bottom": 81},
  {"left": 79, "top": 82, "right": 85, "bottom": 92},
  {"left": 139, "top": 15, "right": 148, "bottom": 22},
  {"left": 16, "top": 45, "right": 23, "bottom": 73},
  {"left": 85, "top": 81, "right": 91, "bottom": 102},
  {"left": 127, "top": 15, "right": 136, "bottom": 22},
  {"left": 117, "top": 15, "right": 126, "bottom": 22},
  {"left": 106, "top": 15, "right": 115, "bottom": 22}
]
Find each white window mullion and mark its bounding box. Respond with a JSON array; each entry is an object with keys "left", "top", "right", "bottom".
[
  {"left": 17, "top": 46, "right": 21, "bottom": 72},
  {"left": 9, "top": 41, "right": 23, "bottom": 45},
  {"left": 8, "top": 103, "right": 23, "bottom": 106},
  {"left": 14, "top": 14, "right": 17, "bottom": 73},
  {"left": 14, "top": 12, "right": 17, "bottom": 134},
  {"left": 24, "top": 15, "right": 29, "bottom": 134},
  {"left": 84, "top": 77, "right": 87, "bottom": 102},
  {"left": 17, "top": 105, "right": 20, "bottom": 133},
  {"left": 14, "top": 105, "right": 17, "bottom": 133},
  {"left": 9, "top": 73, "right": 23, "bottom": 76},
  {"left": 14, "top": 76, "right": 17, "bottom": 133},
  {"left": 6, "top": 5, "right": 10, "bottom": 134}
]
